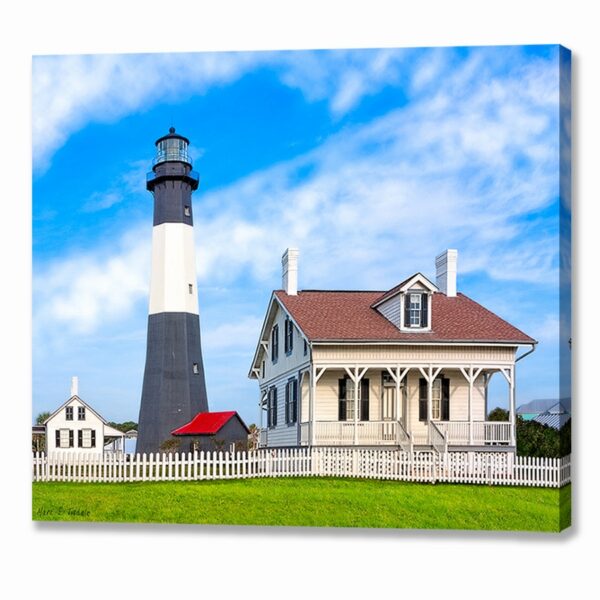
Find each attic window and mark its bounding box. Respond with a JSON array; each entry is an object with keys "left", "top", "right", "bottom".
[
  {"left": 193, "top": 363, "right": 199, "bottom": 374},
  {"left": 65, "top": 406, "right": 73, "bottom": 421},
  {"left": 404, "top": 292, "right": 429, "bottom": 328},
  {"left": 184, "top": 205, "right": 191, "bottom": 217},
  {"left": 409, "top": 294, "right": 421, "bottom": 326}
]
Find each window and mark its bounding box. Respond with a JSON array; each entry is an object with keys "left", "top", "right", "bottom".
[
  {"left": 409, "top": 293, "right": 421, "bottom": 326},
  {"left": 271, "top": 324, "right": 279, "bottom": 363},
  {"left": 431, "top": 379, "right": 442, "bottom": 420},
  {"left": 78, "top": 429, "right": 96, "bottom": 448},
  {"left": 338, "top": 378, "right": 370, "bottom": 421},
  {"left": 56, "top": 429, "right": 73, "bottom": 448},
  {"left": 184, "top": 205, "right": 191, "bottom": 217},
  {"left": 65, "top": 406, "right": 73, "bottom": 421},
  {"left": 188, "top": 283, "right": 193, "bottom": 294},
  {"left": 284, "top": 318, "right": 294, "bottom": 355},
  {"left": 261, "top": 360, "right": 265, "bottom": 378},
  {"left": 285, "top": 379, "right": 298, "bottom": 424},
  {"left": 419, "top": 377, "right": 450, "bottom": 421},
  {"left": 404, "top": 292, "right": 429, "bottom": 328},
  {"left": 303, "top": 339, "right": 308, "bottom": 356},
  {"left": 78, "top": 406, "right": 86, "bottom": 420},
  {"left": 193, "top": 363, "right": 199, "bottom": 374},
  {"left": 267, "top": 387, "right": 278, "bottom": 428}
]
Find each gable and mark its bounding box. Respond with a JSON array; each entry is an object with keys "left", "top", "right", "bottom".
[
  {"left": 248, "top": 292, "right": 309, "bottom": 378},
  {"left": 44, "top": 395, "right": 107, "bottom": 425}
]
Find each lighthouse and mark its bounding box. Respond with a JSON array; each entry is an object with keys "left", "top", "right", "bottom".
[{"left": 136, "top": 128, "right": 209, "bottom": 454}]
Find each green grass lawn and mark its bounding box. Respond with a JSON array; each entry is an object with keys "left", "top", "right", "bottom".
[{"left": 32, "top": 477, "right": 571, "bottom": 532}]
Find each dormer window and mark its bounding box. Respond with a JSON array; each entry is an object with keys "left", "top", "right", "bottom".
[{"left": 404, "top": 292, "right": 429, "bottom": 328}]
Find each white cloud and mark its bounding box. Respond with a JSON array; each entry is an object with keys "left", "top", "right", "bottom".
[
  {"left": 33, "top": 48, "right": 414, "bottom": 170},
  {"left": 34, "top": 48, "right": 561, "bottom": 337},
  {"left": 202, "top": 317, "right": 265, "bottom": 352},
  {"left": 32, "top": 52, "right": 262, "bottom": 171},
  {"left": 33, "top": 227, "right": 150, "bottom": 334}
]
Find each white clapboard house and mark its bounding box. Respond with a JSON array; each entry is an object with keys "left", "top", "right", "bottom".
[
  {"left": 43, "top": 377, "right": 126, "bottom": 454},
  {"left": 249, "top": 249, "right": 536, "bottom": 453}
]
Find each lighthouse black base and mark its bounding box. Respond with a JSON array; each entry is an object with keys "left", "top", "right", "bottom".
[{"left": 136, "top": 312, "right": 209, "bottom": 454}]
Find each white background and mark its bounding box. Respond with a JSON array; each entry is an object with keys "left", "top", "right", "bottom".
[{"left": 2, "top": 1, "right": 597, "bottom": 598}]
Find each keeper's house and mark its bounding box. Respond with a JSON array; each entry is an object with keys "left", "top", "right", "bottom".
[{"left": 248, "top": 248, "right": 536, "bottom": 453}]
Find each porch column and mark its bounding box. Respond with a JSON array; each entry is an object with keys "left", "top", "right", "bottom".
[
  {"left": 509, "top": 365, "right": 516, "bottom": 446},
  {"left": 468, "top": 365, "right": 473, "bottom": 445},
  {"left": 309, "top": 366, "right": 315, "bottom": 446},
  {"left": 353, "top": 366, "right": 359, "bottom": 445},
  {"left": 427, "top": 365, "right": 433, "bottom": 422},
  {"left": 395, "top": 366, "right": 400, "bottom": 424}
]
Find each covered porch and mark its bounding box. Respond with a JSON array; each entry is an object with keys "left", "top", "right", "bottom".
[{"left": 261, "top": 361, "right": 517, "bottom": 451}]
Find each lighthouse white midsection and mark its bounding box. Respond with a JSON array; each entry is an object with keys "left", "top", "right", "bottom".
[{"left": 149, "top": 222, "right": 199, "bottom": 315}]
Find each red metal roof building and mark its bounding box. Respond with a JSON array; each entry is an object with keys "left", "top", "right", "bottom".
[{"left": 172, "top": 411, "right": 250, "bottom": 451}]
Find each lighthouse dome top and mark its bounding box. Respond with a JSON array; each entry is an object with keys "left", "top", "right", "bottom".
[{"left": 153, "top": 127, "right": 191, "bottom": 166}]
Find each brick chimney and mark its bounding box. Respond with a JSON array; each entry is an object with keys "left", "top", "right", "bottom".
[
  {"left": 435, "top": 249, "right": 458, "bottom": 297},
  {"left": 282, "top": 248, "right": 299, "bottom": 295}
]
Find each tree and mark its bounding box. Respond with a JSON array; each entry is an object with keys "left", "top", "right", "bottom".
[
  {"left": 107, "top": 421, "right": 138, "bottom": 432},
  {"left": 487, "top": 407, "right": 508, "bottom": 421},
  {"left": 159, "top": 438, "right": 180, "bottom": 454},
  {"left": 36, "top": 411, "right": 51, "bottom": 425},
  {"left": 487, "top": 408, "right": 567, "bottom": 457}
]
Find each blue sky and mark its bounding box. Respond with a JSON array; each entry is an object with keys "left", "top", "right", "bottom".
[{"left": 32, "top": 45, "right": 570, "bottom": 425}]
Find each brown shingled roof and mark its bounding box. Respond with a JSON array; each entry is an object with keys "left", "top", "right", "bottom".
[{"left": 274, "top": 290, "right": 535, "bottom": 344}]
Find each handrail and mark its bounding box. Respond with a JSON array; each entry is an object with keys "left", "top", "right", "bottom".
[
  {"left": 429, "top": 421, "right": 447, "bottom": 454},
  {"left": 397, "top": 420, "right": 413, "bottom": 452}
]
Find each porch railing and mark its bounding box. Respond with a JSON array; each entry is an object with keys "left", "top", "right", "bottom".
[
  {"left": 300, "top": 421, "right": 402, "bottom": 446},
  {"left": 288, "top": 420, "right": 512, "bottom": 448},
  {"left": 435, "top": 421, "right": 512, "bottom": 445}
]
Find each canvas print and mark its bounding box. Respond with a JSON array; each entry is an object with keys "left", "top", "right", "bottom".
[{"left": 32, "top": 45, "right": 571, "bottom": 532}]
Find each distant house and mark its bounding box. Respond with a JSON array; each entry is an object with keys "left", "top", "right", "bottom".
[
  {"left": 517, "top": 399, "right": 557, "bottom": 421},
  {"left": 532, "top": 402, "right": 571, "bottom": 430},
  {"left": 41, "top": 377, "right": 126, "bottom": 454},
  {"left": 171, "top": 411, "right": 250, "bottom": 452},
  {"left": 249, "top": 248, "right": 537, "bottom": 453}
]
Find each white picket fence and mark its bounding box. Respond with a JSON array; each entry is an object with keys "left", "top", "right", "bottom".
[{"left": 32, "top": 448, "right": 571, "bottom": 488}]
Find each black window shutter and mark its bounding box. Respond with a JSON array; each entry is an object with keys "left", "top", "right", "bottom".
[
  {"left": 91, "top": 430, "right": 96, "bottom": 448},
  {"left": 338, "top": 378, "right": 347, "bottom": 421},
  {"left": 293, "top": 379, "right": 298, "bottom": 423},
  {"left": 69, "top": 430, "right": 74, "bottom": 448},
  {"left": 419, "top": 378, "right": 427, "bottom": 421},
  {"left": 421, "top": 293, "right": 428, "bottom": 327},
  {"left": 273, "top": 388, "right": 278, "bottom": 427},
  {"left": 78, "top": 430, "right": 82, "bottom": 447},
  {"left": 285, "top": 382, "right": 290, "bottom": 424},
  {"left": 441, "top": 378, "right": 450, "bottom": 421},
  {"left": 404, "top": 294, "right": 410, "bottom": 327},
  {"left": 361, "top": 379, "right": 370, "bottom": 421},
  {"left": 55, "top": 430, "right": 60, "bottom": 448},
  {"left": 289, "top": 379, "right": 296, "bottom": 424},
  {"left": 284, "top": 320, "right": 288, "bottom": 354}
]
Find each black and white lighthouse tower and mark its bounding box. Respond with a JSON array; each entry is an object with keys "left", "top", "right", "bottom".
[{"left": 136, "top": 128, "right": 209, "bottom": 454}]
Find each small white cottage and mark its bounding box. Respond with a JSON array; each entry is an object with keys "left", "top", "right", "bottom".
[{"left": 43, "top": 377, "right": 126, "bottom": 454}]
